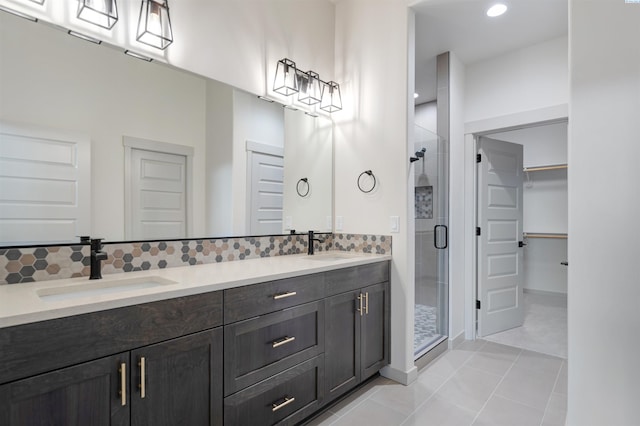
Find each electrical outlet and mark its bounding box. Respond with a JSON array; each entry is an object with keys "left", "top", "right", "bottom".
[
  {"left": 336, "top": 216, "right": 344, "bottom": 231},
  {"left": 285, "top": 216, "right": 293, "bottom": 230},
  {"left": 390, "top": 216, "right": 399, "bottom": 233}
]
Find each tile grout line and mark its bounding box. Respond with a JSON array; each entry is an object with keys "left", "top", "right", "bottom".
[
  {"left": 469, "top": 347, "right": 524, "bottom": 425},
  {"left": 539, "top": 359, "right": 566, "bottom": 426},
  {"left": 398, "top": 339, "right": 489, "bottom": 425}
]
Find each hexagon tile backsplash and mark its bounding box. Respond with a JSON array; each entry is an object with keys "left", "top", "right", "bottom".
[{"left": 0, "top": 233, "right": 391, "bottom": 285}]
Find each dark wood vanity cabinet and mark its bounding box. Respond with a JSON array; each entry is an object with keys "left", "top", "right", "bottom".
[
  {"left": 0, "top": 329, "right": 222, "bottom": 426},
  {"left": 325, "top": 264, "right": 390, "bottom": 401},
  {"left": 0, "top": 292, "right": 224, "bottom": 426},
  {"left": 0, "top": 259, "right": 390, "bottom": 426}
]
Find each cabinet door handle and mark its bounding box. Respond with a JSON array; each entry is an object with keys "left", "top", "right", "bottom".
[
  {"left": 119, "top": 362, "right": 126, "bottom": 406},
  {"left": 273, "top": 291, "right": 297, "bottom": 300},
  {"left": 272, "top": 396, "right": 295, "bottom": 412},
  {"left": 272, "top": 336, "right": 296, "bottom": 348},
  {"left": 139, "top": 356, "right": 146, "bottom": 399},
  {"left": 365, "top": 292, "right": 369, "bottom": 314},
  {"left": 357, "top": 294, "right": 363, "bottom": 316}
]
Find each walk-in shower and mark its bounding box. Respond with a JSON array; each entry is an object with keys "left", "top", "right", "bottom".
[{"left": 413, "top": 125, "right": 449, "bottom": 359}]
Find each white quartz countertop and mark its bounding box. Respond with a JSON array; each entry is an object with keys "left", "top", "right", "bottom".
[{"left": 0, "top": 251, "right": 391, "bottom": 328}]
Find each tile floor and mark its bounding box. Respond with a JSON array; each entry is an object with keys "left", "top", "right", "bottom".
[
  {"left": 304, "top": 340, "right": 567, "bottom": 426},
  {"left": 484, "top": 291, "right": 567, "bottom": 359}
]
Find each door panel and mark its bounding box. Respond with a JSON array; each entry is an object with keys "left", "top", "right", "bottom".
[
  {"left": 0, "top": 353, "right": 129, "bottom": 426},
  {"left": 131, "top": 149, "right": 187, "bottom": 240},
  {"left": 0, "top": 121, "right": 90, "bottom": 245},
  {"left": 324, "top": 290, "right": 360, "bottom": 401},
  {"left": 478, "top": 137, "right": 524, "bottom": 337},
  {"left": 361, "top": 282, "right": 390, "bottom": 381},
  {"left": 249, "top": 152, "right": 284, "bottom": 235},
  {"left": 131, "top": 329, "right": 222, "bottom": 426}
]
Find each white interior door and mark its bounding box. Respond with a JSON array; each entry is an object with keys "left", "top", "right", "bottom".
[
  {"left": 477, "top": 137, "right": 524, "bottom": 337},
  {"left": 249, "top": 151, "right": 284, "bottom": 235},
  {"left": 130, "top": 149, "right": 186, "bottom": 239},
  {"left": 0, "top": 121, "right": 90, "bottom": 244}
]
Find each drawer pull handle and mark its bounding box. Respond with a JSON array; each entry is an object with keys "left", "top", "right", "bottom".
[
  {"left": 119, "top": 362, "right": 126, "bottom": 406},
  {"left": 273, "top": 291, "right": 297, "bottom": 300},
  {"left": 365, "top": 292, "right": 369, "bottom": 314},
  {"left": 357, "top": 294, "right": 363, "bottom": 316},
  {"left": 272, "top": 396, "right": 296, "bottom": 412},
  {"left": 139, "top": 356, "right": 146, "bottom": 399},
  {"left": 272, "top": 336, "right": 296, "bottom": 348}
]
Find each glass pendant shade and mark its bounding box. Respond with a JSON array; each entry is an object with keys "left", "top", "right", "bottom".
[
  {"left": 320, "top": 81, "right": 342, "bottom": 113},
  {"left": 297, "top": 70, "right": 322, "bottom": 105},
  {"left": 77, "top": 0, "right": 118, "bottom": 29},
  {"left": 137, "top": 0, "right": 173, "bottom": 50},
  {"left": 273, "top": 58, "right": 298, "bottom": 96}
]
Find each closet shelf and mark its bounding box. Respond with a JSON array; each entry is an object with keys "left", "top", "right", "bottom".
[
  {"left": 523, "top": 232, "right": 568, "bottom": 239},
  {"left": 523, "top": 164, "right": 568, "bottom": 172}
]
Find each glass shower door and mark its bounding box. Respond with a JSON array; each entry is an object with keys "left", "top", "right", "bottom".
[{"left": 414, "top": 125, "right": 449, "bottom": 359}]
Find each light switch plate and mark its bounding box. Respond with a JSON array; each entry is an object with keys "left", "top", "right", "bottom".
[
  {"left": 285, "top": 216, "right": 293, "bottom": 230},
  {"left": 336, "top": 216, "right": 344, "bottom": 231},
  {"left": 326, "top": 216, "right": 332, "bottom": 230},
  {"left": 390, "top": 216, "right": 399, "bottom": 233}
]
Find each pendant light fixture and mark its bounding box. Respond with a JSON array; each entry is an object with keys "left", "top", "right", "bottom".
[
  {"left": 77, "top": 0, "right": 118, "bottom": 29},
  {"left": 137, "top": 0, "right": 173, "bottom": 50},
  {"left": 297, "top": 70, "right": 322, "bottom": 105},
  {"left": 273, "top": 58, "right": 298, "bottom": 96},
  {"left": 320, "top": 81, "right": 342, "bottom": 113}
]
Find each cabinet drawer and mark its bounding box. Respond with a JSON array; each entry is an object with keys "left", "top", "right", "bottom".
[
  {"left": 224, "top": 355, "right": 324, "bottom": 426},
  {"left": 224, "top": 300, "right": 324, "bottom": 395},
  {"left": 325, "top": 261, "right": 389, "bottom": 296},
  {"left": 224, "top": 273, "right": 325, "bottom": 323}
]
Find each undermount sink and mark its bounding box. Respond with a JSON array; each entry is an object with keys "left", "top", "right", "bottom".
[
  {"left": 37, "top": 276, "right": 177, "bottom": 302},
  {"left": 304, "top": 253, "right": 355, "bottom": 261}
]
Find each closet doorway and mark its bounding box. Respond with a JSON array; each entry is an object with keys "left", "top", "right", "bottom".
[{"left": 475, "top": 121, "right": 568, "bottom": 359}]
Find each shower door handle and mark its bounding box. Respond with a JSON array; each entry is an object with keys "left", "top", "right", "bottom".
[{"left": 434, "top": 225, "right": 448, "bottom": 249}]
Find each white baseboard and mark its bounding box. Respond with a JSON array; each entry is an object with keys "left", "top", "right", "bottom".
[
  {"left": 448, "top": 330, "right": 466, "bottom": 349},
  {"left": 380, "top": 365, "right": 418, "bottom": 385}
]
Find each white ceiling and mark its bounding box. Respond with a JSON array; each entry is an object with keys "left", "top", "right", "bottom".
[{"left": 412, "top": 0, "right": 568, "bottom": 103}]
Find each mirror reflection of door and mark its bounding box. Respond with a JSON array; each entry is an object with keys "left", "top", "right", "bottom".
[
  {"left": 247, "top": 143, "right": 284, "bottom": 235},
  {"left": 129, "top": 149, "right": 187, "bottom": 240}
]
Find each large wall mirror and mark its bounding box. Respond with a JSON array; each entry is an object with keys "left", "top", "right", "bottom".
[{"left": 0, "top": 12, "right": 333, "bottom": 245}]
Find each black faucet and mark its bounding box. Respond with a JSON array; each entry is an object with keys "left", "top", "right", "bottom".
[
  {"left": 307, "top": 231, "right": 324, "bottom": 255},
  {"left": 80, "top": 236, "right": 108, "bottom": 279}
]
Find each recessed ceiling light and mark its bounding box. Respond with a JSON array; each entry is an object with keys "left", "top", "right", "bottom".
[
  {"left": 414, "top": 93, "right": 419, "bottom": 99},
  {"left": 487, "top": 3, "right": 507, "bottom": 17}
]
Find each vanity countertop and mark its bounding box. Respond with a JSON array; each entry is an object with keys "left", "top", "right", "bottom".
[{"left": 0, "top": 252, "right": 391, "bottom": 328}]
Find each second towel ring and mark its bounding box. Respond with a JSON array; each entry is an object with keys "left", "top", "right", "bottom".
[
  {"left": 357, "top": 170, "right": 377, "bottom": 193},
  {"left": 296, "top": 178, "right": 310, "bottom": 197}
]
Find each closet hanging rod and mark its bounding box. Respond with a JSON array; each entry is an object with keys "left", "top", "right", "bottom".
[
  {"left": 523, "top": 164, "right": 568, "bottom": 172},
  {"left": 523, "top": 233, "right": 568, "bottom": 239}
]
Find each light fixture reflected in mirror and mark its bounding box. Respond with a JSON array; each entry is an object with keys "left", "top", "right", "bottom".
[
  {"left": 0, "top": 5, "right": 38, "bottom": 21},
  {"left": 137, "top": 0, "right": 173, "bottom": 50},
  {"left": 297, "top": 70, "right": 322, "bottom": 105},
  {"left": 77, "top": 0, "right": 118, "bottom": 29},
  {"left": 273, "top": 58, "right": 299, "bottom": 96},
  {"left": 320, "top": 81, "right": 342, "bottom": 113}
]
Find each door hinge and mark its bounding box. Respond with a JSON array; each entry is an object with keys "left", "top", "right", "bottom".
[
  {"left": 476, "top": 227, "right": 481, "bottom": 236},
  {"left": 476, "top": 300, "right": 481, "bottom": 309},
  {"left": 476, "top": 153, "right": 482, "bottom": 163}
]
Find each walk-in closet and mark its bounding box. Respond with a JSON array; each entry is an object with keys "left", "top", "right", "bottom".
[{"left": 480, "top": 121, "right": 568, "bottom": 358}]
